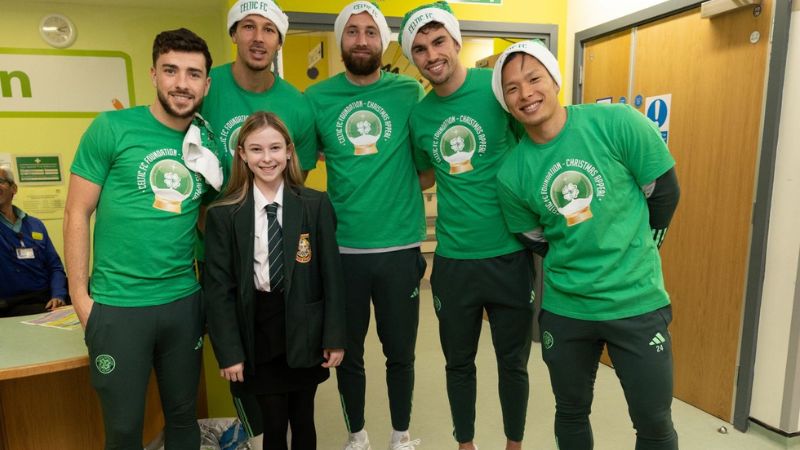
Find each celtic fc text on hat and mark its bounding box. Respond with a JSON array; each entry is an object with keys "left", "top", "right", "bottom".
[
  {"left": 335, "top": 1, "right": 391, "bottom": 54},
  {"left": 399, "top": 1, "right": 462, "bottom": 64},
  {"left": 227, "top": 0, "right": 289, "bottom": 40}
]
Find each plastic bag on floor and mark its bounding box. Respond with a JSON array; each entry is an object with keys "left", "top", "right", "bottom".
[
  {"left": 145, "top": 418, "right": 250, "bottom": 450},
  {"left": 200, "top": 418, "right": 251, "bottom": 450}
]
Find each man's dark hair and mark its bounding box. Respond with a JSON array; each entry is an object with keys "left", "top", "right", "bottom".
[
  {"left": 152, "top": 28, "right": 213, "bottom": 74},
  {"left": 418, "top": 21, "right": 446, "bottom": 35}
]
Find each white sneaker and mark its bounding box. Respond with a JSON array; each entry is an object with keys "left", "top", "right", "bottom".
[
  {"left": 388, "top": 435, "right": 421, "bottom": 450},
  {"left": 344, "top": 430, "right": 371, "bottom": 450}
]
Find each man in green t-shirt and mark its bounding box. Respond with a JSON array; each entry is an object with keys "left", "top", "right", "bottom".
[
  {"left": 196, "top": 0, "right": 316, "bottom": 278},
  {"left": 64, "top": 29, "right": 222, "bottom": 449},
  {"left": 202, "top": 0, "right": 316, "bottom": 172},
  {"left": 305, "top": 2, "right": 426, "bottom": 449},
  {"left": 400, "top": 4, "right": 534, "bottom": 450},
  {"left": 493, "top": 41, "right": 680, "bottom": 450}
]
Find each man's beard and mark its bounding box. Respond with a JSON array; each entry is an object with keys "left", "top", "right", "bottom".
[
  {"left": 343, "top": 47, "right": 381, "bottom": 76},
  {"left": 157, "top": 89, "right": 202, "bottom": 119}
]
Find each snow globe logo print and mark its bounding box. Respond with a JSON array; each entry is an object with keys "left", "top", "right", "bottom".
[
  {"left": 219, "top": 114, "right": 248, "bottom": 157},
  {"left": 550, "top": 171, "right": 594, "bottom": 226},
  {"left": 150, "top": 159, "right": 194, "bottom": 214},
  {"left": 345, "top": 110, "right": 382, "bottom": 155},
  {"left": 440, "top": 125, "right": 476, "bottom": 174},
  {"left": 226, "top": 126, "right": 241, "bottom": 157}
]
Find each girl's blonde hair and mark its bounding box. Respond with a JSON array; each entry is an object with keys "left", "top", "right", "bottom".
[{"left": 214, "top": 111, "right": 304, "bottom": 208}]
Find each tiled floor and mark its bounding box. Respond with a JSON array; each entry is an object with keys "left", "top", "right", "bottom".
[{"left": 312, "top": 281, "right": 799, "bottom": 449}]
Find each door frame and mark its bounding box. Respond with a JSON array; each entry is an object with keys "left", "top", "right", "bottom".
[
  {"left": 286, "top": 12, "right": 558, "bottom": 54},
  {"left": 571, "top": 0, "right": 793, "bottom": 432}
]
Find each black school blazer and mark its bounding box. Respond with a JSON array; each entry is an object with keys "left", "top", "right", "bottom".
[{"left": 204, "top": 184, "right": 346, "bottom": 370}]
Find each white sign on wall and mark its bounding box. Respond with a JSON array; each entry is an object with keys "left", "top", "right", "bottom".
[
  {"left": 0, "top": 49, "right": 134, "bottom": 117},
  {"left": 645, "top": 93, "right": 672, "bottom": 144}
]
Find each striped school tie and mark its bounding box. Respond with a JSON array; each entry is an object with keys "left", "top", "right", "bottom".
[{"left": 266, "top": 203, "right": 284, "bottom": 292}]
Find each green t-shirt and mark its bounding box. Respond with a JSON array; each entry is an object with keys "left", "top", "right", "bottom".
[
  {"left": 496, "top": 104, "right": 675, "bottom": 320},
  {"left": 410, "top": 68, "right": 523, "bottom": 259},
  {"left": 201, "top": 63, "right": 317, "bottom": 172},
  {"left": 305, "top": 71, "right": 426, "bottom": 248},
  {"left": 71, "top": 106, "right": 215, "bottom": 306}
]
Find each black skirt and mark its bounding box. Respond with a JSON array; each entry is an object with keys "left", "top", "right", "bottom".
[{"left": 235, "top": 289, "right": 328, "bottom": 395}]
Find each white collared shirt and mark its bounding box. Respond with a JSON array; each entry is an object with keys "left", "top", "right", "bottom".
[{"left": 253, "top": 181, "right": 284, "bottom": 292}]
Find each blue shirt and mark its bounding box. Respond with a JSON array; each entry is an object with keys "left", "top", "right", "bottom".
[{"left": 0, "top": 206, "right": 67, "bottom": 300}]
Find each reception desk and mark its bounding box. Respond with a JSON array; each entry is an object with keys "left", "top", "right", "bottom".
[{"left": 0, "top": 311, "right": 165, "bottom": 450}]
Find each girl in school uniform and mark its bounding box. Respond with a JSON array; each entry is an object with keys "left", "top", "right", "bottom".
[{"left": 204, "top": 111, "right": 346, "bottom": 450}]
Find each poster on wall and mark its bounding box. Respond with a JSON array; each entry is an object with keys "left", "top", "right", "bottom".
[
  {"left": 0, "top": 153, "right": 66, "bottom": 219},
  {"left": 16, "top": 186, "right": 67, "bottom": 220},
  {"left": 0, "top": 49, "right": 134, "bottom": 117}
]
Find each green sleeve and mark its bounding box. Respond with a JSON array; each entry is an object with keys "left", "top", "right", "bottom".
[
  {"left": 409, "top": 114, "right": 433, "bottom": 171},
  {"left": 615, "top": 105, "right": 675, "bottom": 186},
  {"left": 497, "top": 172, "right": 540, "bottom": 233},
  {"left": 305, "top": 91, "right": 326, "bottom": 158},
  {"left": 71, "top": 113, "right": 116, "bottom": 186},
  {"left": 295, "top": 94, "right": 319, "bottom": 171},
  {"left": 411, "top": 143, "right": 433, "bottom": 171}
]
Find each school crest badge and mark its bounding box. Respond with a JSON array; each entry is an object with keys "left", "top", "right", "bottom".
[{"left": 296, "top": 233, "right": 312, "bottom": 263}]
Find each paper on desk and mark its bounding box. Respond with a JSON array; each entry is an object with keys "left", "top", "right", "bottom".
[{"left": 21, "top": 306, "right": 81, "bottom": 330}]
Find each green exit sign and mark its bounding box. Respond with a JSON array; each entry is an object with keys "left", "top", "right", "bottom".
[{"left": 16, "top": 156, "right": 62, "bottom": 182}]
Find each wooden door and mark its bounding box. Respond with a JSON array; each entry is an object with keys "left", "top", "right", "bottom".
[
  {"left": 581, "top": 1, "right": 772, "bottom": 421},
  {"left": 582, "top": 29, "right": 632, "bottom": 104}
]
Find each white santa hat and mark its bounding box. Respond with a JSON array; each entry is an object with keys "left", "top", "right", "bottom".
[
  {"left": 227, "top": 0, "right": 289, "bottom": 41},
  {"left": 335, "top": 1, "right": 391, "bottom": 54},
  {"left": 491, "top": 40, "right": 562, "bottom": 112},
  {"left": 399, "top": 2, "right": 462, "bottom": 63}
]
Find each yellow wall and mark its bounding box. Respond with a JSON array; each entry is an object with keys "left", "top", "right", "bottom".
[
  {"left": 0, "top": 2, "right": 229, "bottom": 256},
  {"left": 282, "top": 33, "right": 330, "bottom": 92},
  {"left": 281, "top": 33, "right": 330, "bottom": 192}
]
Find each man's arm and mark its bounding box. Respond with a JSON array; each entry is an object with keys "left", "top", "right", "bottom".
[
  {"left": 418, "top": 168, "right": 435, "bottom": 191},
  {"left": 642, "top": 167, "right": 680, "bottom": 248},
  {"left": 41, "top": 228, "right": 67, "bottom": 310},
  {"left": 63, "top": 174, "right": 101, "bottom": 327},
  {"left": 34, "top": 220, "right": 67, "bottom": 311}
]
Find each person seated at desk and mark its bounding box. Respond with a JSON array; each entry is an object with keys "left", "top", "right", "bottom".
[{"left": 0, "top": 166, "right": 66, "bottom": 317}]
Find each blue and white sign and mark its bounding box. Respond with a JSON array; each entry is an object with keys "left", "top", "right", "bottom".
[
  {"left": 634, "top": 94, "right": 643, "bottom": 107},
  {"left": 619, "top": 96, "right": 627, "bottom": 104},
  {"left": 645, "top": 94, "right": 672, "bottom": 144}
]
